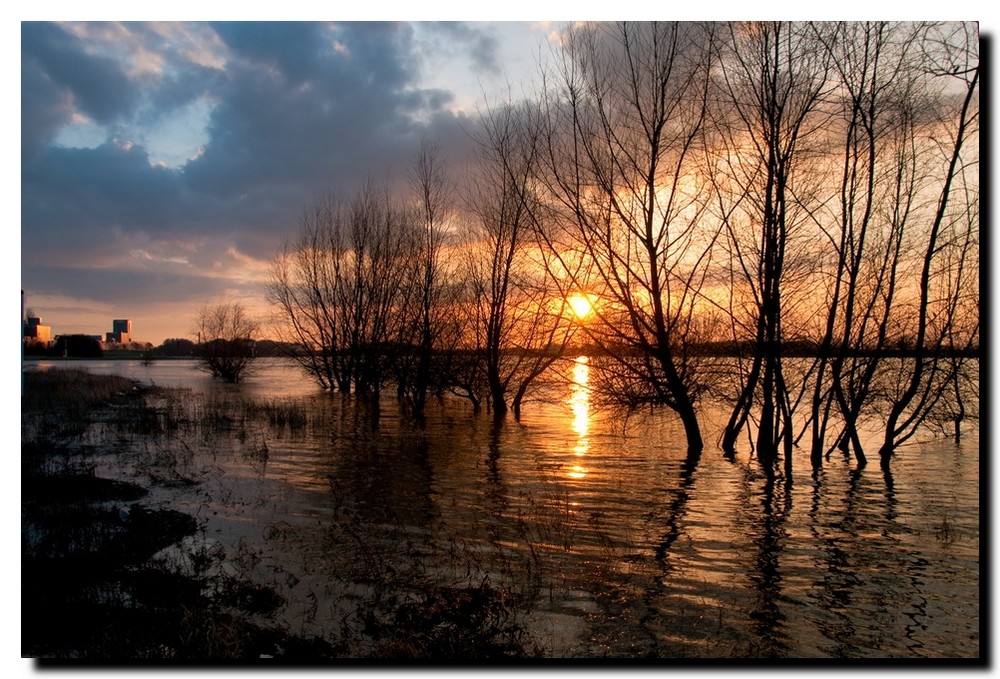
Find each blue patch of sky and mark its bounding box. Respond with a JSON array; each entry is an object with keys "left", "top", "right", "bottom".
[
  {"left": 53, "top": 95, "right": 213, "bottom": 169},
  {"left": 411, "top": 22, "right": 560, "bottom": 113}
]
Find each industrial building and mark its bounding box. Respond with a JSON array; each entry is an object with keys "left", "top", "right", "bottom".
[
  {"left": 23, "top": 316, "right": 52, "bottom": 344},
  {"left": 106, "top": 319, "right": 132, "bottom": 345}
]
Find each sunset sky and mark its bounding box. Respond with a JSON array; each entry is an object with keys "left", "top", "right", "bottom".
[
  {"left": 15, "top": 7, "right": 995, "bottom": 347},
  {"left": 19, "top": 17, "right": 570, "bottom": 345}
]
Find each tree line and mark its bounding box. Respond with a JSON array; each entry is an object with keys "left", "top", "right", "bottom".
[{"left": 234, "top": 21, "right": 977, "bottom": 474}]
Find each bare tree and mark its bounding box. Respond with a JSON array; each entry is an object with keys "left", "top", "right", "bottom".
[
  {"left": 536, "top": 21, "right": 720, "bottom": 457},
  {"left": 268, "top": 196, "right": 347, "bottom": 392},
  {"left": 345, "top": 180, "right": 421, "bottom": 402},
  {"left": 710, "top": 21, "right": 834, "bottom": 473},
  {"left": 465, "top": 98, "right": 576, "bottom": 418},
  {"left": 731, "top": 21, "right": 982, "bottom": 472},
  {"left": 873, "top": 23, "right": 979, "bottom": 469},
  {"left": 267, "top": 181, "right": 420, "bottom": 403},
  {"left": 794, "top": 21, "right": 931, "bottom": 468},
  {"left": 194, "top": 301, "right": 259, "bottom": 384},
  {"left": 261, "top": 20, "right": 977, "bottom": 465},
  {"left": 393, "top": 138, "right": 459, "bottom": 419}
]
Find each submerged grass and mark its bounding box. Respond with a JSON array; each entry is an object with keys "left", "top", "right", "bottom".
[{"left": 21, "top": 367, "right": 544, "bottom": 661}]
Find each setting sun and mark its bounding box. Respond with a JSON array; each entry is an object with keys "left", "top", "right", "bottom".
[{"left": 568, "top": 293, "right": 595, "bottom": 320}]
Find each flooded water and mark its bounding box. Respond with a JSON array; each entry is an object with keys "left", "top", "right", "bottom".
[{"left": 26, "top": 357, "right": 980, "bottom": 658}]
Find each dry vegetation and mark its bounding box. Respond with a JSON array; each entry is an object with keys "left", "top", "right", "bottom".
[{"left": 21, "top": 368, "right": 544, "bottom": 661}]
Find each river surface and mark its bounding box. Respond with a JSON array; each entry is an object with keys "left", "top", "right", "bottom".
[{"left": 25, "top": 357, "right": 980, "bottom": 658}]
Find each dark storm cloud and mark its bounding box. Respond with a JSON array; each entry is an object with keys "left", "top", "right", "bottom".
[
  {"left": 210, "top": 22, "right": 334, "bottom": 86},
  {"left": 142, "top": 63, "right": 226, "bottom": 125},
  {"left": 22, "top": 22, "right": 466, "bottom": 254},
  {"left": 25, "top": 142, "right": 182, "bottom": 225},
  {"left": 20, "top": 21, "right": 493, "bottom": 339},
  {"left": 21, "top": 57, "right": 74, "bottom": 162},
  {"left": 27, "top": 262, "right": 230, "bottom": 309},
  {"left": 183, "top": 22, "right": 443, "bottom": 200},
  {"left": 21, "top": 23, "right": 139, "bottom": 127}
]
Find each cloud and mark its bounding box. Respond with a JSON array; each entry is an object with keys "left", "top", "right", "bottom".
[
  {"left": 182, "top": 22, "right": 441, "bottom": 199},
  {"left": 425, "top": 22, "right": 503, "bottom": 75},
  {"left": 210, "top": 21, "right": 332, "bottom": 85},
  {"left": 23, "top": 141, "right": 186, "bottom": 254},
  {"left": 20, "top": 21, "right": 515, "bottom": 343},
  {"left": 22, "top": 22, "right": 140, "bottom": 126},
  {"left": 21, "top": 56, "right": 75, "bottom": 162}
]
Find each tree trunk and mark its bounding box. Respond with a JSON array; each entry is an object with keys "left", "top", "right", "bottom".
[{"left": 677, "top": 400, "right": 703, "bottom": 458}]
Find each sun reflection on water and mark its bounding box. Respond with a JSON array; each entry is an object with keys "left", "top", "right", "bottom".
[{"left": 568, "top": 356, "right": 590, "bottom": 479}]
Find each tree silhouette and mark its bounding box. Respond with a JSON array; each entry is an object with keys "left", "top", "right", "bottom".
[
  {"left": 464, "top": 99, "right": 575, "bottom": 418},
  {"left": 194, "top": 302, "right": 258, "bottom": 384},
  {"left": 537, "top": 21, "right": 720, "bottom": 456}
]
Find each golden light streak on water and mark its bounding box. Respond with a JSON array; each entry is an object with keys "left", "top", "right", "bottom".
[
  {"left": 568, "top": 356, "right": 590, "bottom": 478},
  {"left": 47, "top": 357, "right": 980, "bottom": 657}
]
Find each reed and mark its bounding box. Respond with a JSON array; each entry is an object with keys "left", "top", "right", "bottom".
[{"left": 22, "top": 367, "right": 545, "bottom": 659}]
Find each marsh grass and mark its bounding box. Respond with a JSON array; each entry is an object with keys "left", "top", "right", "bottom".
[
  {"left": 20, "top": 369, "right": 340, "bottom": 660},
  {"left": 304, "top": 478, "right": 546, "bottom": 658},
  {"left": 22, "top": 367, "right": 545, "bottom": 660},
  {"left": 22, "top": 368, "right": 140, "bottom": 441}
]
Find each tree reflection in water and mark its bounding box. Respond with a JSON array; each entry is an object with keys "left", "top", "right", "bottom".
[{"left": 29, "top": 359, "right": 978, "bottom": 658}]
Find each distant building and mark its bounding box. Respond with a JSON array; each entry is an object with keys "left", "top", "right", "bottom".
[
  {"left": 106, "top": 318, "right": 132, "bottom": 344},
  {"left": 23, "top": 316, "right": 52, "bottom": 343}
]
